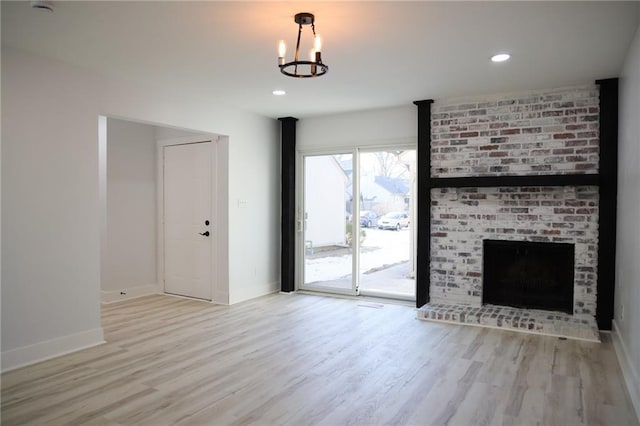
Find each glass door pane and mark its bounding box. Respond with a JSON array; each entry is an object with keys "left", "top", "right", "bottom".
[
  {"left": 357, "top": 150, "right": 416, "bottom": 299},
  {"left": 302, "top": 154, "right": 355, "bottom": 293}
]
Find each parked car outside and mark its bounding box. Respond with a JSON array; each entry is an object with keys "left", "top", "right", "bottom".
[
  {"left": 360, "top": 210, "right": 379, "bottom": 228},
  {"left": 377, "top": 212, "right": 409, "bottom": 231}
]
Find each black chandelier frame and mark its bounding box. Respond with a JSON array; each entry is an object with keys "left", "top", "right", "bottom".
[{"left": 279, "top": 12, "right": 329, "bottom": 78}]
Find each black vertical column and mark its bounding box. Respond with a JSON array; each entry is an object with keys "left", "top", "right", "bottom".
[
  {"left": 279, "top": 117, "right": 298, "bottom": 292},
  {"left": 413, "top": 100, "right": 434, "bottom": 308},
  {"left": 595, "top": 78, "right": 618, "bottom": 330}
]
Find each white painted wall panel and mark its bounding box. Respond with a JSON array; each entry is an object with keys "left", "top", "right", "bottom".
[
  {"left": 102, "top": 119, "right": 157, "bottom": 292},
  {"left": 615, "top": 20, "right": 640, "bottom": 417},
  {"left": 1, "top": 49, "right": 103, "bottom": 357}
]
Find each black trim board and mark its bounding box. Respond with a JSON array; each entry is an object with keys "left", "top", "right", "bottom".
[
  {"left": 413, "top": 100, "right": 433, "bottom": 308},
  {"left": 430, "top": 174, "right": 600, "bottom": 189},
  {"left": 595, "top": 78, "right": 618, "bottom": 331},
  {"left": 278, "top": 117, "right": 298, "bottom": 293}
]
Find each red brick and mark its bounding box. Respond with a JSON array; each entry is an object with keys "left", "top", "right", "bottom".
[
  {"left": 501, "top": 158, "right": 519, "bottom": 164},
  {"left": 468, "top": 194, "right": 487, "bottom": 200},
  {"left": 542, "top": 110, "right": 564, "bottom": 117},
  {"left": 500, "top": 129, "right": 521, "bottom": 135},
  {"left": 552, "top": 148, "right": 574, "bottom": 155},
  {"left": 577, "top": 131, "right": 597, "bottom": 138},
  {"left": 576, "top": 163, "right": 597, "bottom": 170},
  {"left": 517, "top": 229, "right": 537, "bottom": 235},
  {"left": 553, "top": 133, "right": 575, "bottom": 139},
  {"left": 577, "top": 208, "right": 595, "bottom": 214},
  {"left": 576, "top": 147, "right": 598, "bottom": 154},
  {"left": 530, "top": 149, "right": 551, "bottom": 156},
  {"left": 440, "top": 214, "right": 457, "bottom": 219},
  {"left": 566, "top": 124, "right": 588, "bottom": 131}
]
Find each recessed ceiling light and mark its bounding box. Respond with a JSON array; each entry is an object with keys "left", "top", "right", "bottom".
[
  {"left": 272, "top": 90, "right": 286, "bottom": 96},
  {"left": 491, "top": 53, "right": 511, "bottom": 63}
]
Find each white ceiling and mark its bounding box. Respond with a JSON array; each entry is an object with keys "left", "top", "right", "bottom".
[{"left": 2, "top": 1, "right": 639, "bottom": 119}]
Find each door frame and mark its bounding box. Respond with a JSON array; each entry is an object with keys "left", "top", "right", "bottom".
[
  {"left": 296, "top": 143, "right": 416, "bottom": 300},
  {"left": 157, "top": 135, "right": 227, "bottom": 303}
]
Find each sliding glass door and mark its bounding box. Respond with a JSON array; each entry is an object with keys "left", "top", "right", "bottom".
[
  {"left": 301, "top": 153, "right": 356, "bottom": 294},
  {"left": 357, "top": 150, "right": 416, "bottom": 299},
  {"left": 299, "top": 148, "right": 416, "bottom": 301}
]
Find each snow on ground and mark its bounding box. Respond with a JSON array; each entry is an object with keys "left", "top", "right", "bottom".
[{"left": 304, "top": 227, "right": 411, "bottom": 283}]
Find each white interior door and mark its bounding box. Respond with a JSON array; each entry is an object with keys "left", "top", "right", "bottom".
[{"left": 164, "top": 142, "right": 213, "bottom": 300}]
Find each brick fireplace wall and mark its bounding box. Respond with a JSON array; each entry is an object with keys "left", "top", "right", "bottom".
[{"left": 429, "top": 85, "right": 600, "bottom": 316}]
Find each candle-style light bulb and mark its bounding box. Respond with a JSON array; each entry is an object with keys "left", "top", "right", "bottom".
[
  {"left": 314, "top": 35, "right": 323, "bottom": 65},
  {"left": 310, "top": 49, "right": 317, "bottom": 75},
  {"left": 278, "top": 40, "right": 286, "bottom": 65}
]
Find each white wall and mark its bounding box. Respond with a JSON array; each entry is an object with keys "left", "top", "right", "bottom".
[
  {"left": 1, "top": 48, "right": 104, "bottom": 370},
  {"left": 614, "top": 20, "right": 640, "bottom": 419},
  {"left": 297, "top": 105, "right": 417, "bottom": 151},
  {"left": 1, "top": 47, "right": 280, "bottom": 370},
  {"left": 102, "top": 119, "right": 157, "bottom": 293},
  {"left": 154, "top": 126, "right": 204, "bottom": 141}
]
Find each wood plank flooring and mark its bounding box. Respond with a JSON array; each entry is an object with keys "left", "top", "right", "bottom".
[{"left": 2, "top": 293, "right": 638, "bottom": 425}]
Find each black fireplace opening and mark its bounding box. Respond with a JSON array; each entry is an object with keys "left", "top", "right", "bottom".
[{"left": 483, "top": 239, "right": 575, "bottom": 314}]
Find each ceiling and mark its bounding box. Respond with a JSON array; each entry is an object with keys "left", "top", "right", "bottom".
[{"left": 2, "top": 1, "right": 639, "bottom": 119}]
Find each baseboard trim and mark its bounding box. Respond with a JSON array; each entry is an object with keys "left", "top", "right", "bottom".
[
  {"left": 1, "top": 327, "right": 105, "bottom": 373},
  {"left": 612, "top": 320, "right": 640, "bottom": 422},
  {"left": 229, "top": 281, "right": 280, "bottom": 304},
  {"left": 101, "top": 283, "right": 160, "bottom": 304}
]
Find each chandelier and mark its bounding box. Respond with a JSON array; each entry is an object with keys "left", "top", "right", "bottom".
[{"left": 278, "top": 12, "right": 329, "bottom": 78}]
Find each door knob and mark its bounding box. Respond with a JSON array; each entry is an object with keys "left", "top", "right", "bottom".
[{"left": 199, "top": 231, "right": 210, "bottom": 237}]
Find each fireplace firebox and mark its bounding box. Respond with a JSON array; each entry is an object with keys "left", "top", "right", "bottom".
[{"left": 482, "top": 240, "right": 575, "bottom": 314}]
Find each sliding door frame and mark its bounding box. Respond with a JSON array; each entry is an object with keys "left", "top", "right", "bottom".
[
  {"left": 297, "top": 148, "right": 359, "bottom": 296},
  {"left": 356, "top": 146, "right": 417, "bottom": 302},
  {"left": 296, "top": 143, "right": 416, "bottom": 300}
]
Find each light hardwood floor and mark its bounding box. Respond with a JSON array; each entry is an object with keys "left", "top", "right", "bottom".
[{"left": 2, "top": 293, "right": 638, "bottom": 425}]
